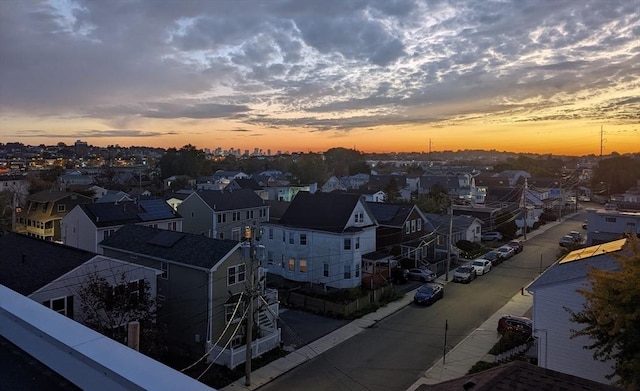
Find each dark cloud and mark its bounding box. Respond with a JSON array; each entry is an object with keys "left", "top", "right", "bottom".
[
  {"left": 13, "top": 129, "right": 173, "bottom": 138},
  {"left": 0, "top": 0, "right": 638, "bottom": 134}
]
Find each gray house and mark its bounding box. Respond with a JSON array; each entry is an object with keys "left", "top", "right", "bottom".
[
  {"left": 178, "top": 188, "right": 269, "bottom": 240},
  {"left": 100, "top": 224, "right": 280, "bottom": 368}
]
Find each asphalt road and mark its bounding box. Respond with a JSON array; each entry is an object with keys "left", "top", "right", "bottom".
[{"left": 259, "top": 213, "right": 586, "bottom": 391}]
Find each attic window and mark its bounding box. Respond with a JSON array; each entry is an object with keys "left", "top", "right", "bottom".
[{"left": 354, "top": 212, "right": 364, "bottom": 223}]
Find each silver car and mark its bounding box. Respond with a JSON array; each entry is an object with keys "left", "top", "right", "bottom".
[{"left": 407, "top": 268, "right": 436, "bottom": 282}]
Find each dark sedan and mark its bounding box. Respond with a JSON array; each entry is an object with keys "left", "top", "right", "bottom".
[{"left": 413, "top": 283, "right": 444, "bottom": 306}]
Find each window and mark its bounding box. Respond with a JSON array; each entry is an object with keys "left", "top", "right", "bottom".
[
  {"left": 344, "top": 265, "right": 351, "bottom": 279},
  {"left": 217, "top": 213, "right": 227, "bottom": 223},
  {"left": 411, "top": 220, "right": 416, "bottom": 233},
  {"left": 281, "top": 256, "right": 286, "bottom": 269},
  {"left": 43, "top": 296, "right": 74, "bottom": 318},
  {"left": 267, "top": 251, "right": 274, "bottom": 265},
  {"left": 161, "top": 261, "right": 169, "bottom": 279},
  {"left": 323, "top": 263, "right": 329, "bottom": 277},
  {"left": 232, "top": 227, "right": 241, "bottom": 241},
  {"left": 355, "top": 237, "right": 360, "bottom": 249},
  {"left": 57, "top": 204, "right": 66, "bottom": 212},
  {"left": 191, "top": 211, "right": 195, "bottom": 218},
  {"left": 354, "top": 212, "right": 364, "bottom": 223},
  {"left": 405, "top": 222, "right": 410, "bottom": 234},
  {"left": 289, "top": 232, "right": 294, "bottom": 244},
  {"left": 282, "top": 231, "right": 286, "bottom": 242},
  {"left": 269, "top": 228, "right": 273, "bottom": 240},
  {"left": 232, "top": 211, "right": 240, "bottom": 221},
  {"left": 355, "top": 263, "right": 360, "bottom": 278},
  {"left": 344, "top": 238, "right": 351, "bottom": 250},
  {"left": 300, "top": 234, "right": 307, "bottom": 245},
  {"left": 225, "top": 299, "right": 245, "bottom": 323},
  {"left": 104, "top": 229, "right": 115, "bottom": 239},
  {"left": 299, "top": 259, "right": 307, "bottom": 273},
  {"left": 605, "top": 217, "right": 617, "bottom": 223},
  {"left": 417, "top": 219, "right": 422, "bottom": 231},
  {"left": 227, "top": 264, "right": 246, "bottom": 285},
  {"left": 288, "top": 258, "right": 295, "bottom": 271}
]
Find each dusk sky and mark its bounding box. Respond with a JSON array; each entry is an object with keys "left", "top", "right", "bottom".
[{"left": 1, "top": 0, "right": 638, "bottom": 155}]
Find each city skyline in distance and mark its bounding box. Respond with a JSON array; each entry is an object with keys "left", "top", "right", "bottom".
[{"left": 1, "top": 1, "right": 638, "bottom": 156}]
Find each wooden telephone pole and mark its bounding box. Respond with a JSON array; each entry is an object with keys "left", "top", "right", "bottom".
[{"left": 245, "top": 224, "right": 258, "bottom": 386}]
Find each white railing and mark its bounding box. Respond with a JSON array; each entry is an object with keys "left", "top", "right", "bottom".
[{"left": 209, "top": 328, "right": 282, "bottom": 369}]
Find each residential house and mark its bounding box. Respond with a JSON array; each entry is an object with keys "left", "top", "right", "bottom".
[
  {"left": 339, "top": 173, "right": 370, "bottom": 190},
  {"left": 424, "top": 213, "right": 480, "bottom": 266},
  {"left": 164, "top": 189, "right": 194, "bottom": 211},
  {"left": 95, "top": 189, "right": 134, "bottom": 203},
  {"left": 15, "top": 190, "right": 93, "bottom": 242},
  {"left": 100, "top": 224, "right": 280, "bottom": 368},
  {"left": 163, "top": 175, "right": 196, "bottom": 191},
  {"left": 0, "top": 232, "right": 160, "bottom": 324},
  {"left": 366, "top": 202, "right": 436, "bottom": 270},
  {"left": 62, "top": 198, "right": 183, "bottom": 253},
  {"left": 418, "top": 174, "right": 467, "bottom": 199},
  {"left": 493, "top": 170, "right": 532, "bottom": 187},
  {"left": 585, "top": 208, "right": 640, "bottom": 245},
  {"left": 452, "top": 204, "right": 504, "bottom": 233},
  {"left": 0, "top": 173, "right": 29, "bottom": 205},
  {"left": 368, "top": 174, "right": 411, "bottom": 201},
  {"left": 262, "top": 191, "right": 378, "bottom": 289},
  {"left": 226, "top": 177, "right": 268, "bottom": 200},
  {"left": 178, "top": 188, "right": 268, "bottom": 240},
  {"left": 321, "top": 175, "right": 347, "bottom": 193},
  {"left": 527, "top": 238, "right": 626, "bottom": 386},
  {"left": 57, "top": 170, "right": 94, "bottom": 191},
  {"left": 263, "top": 183, "right": 316, "bottom": 202},
  {"left": 340, "top": 188, "right": 386, "bottom": 203}
]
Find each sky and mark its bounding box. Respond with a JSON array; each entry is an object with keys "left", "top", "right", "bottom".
[{"left": 0, "top": 0, "right": 638, "bottom": 156}]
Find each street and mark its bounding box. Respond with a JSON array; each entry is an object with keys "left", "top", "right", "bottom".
[{"left": 259, "top": 213, "right": 586, "bottom": 391}]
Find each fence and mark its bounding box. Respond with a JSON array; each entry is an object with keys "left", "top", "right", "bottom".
[
  {"left": 283, "top": 284, "right": 396, "bottom": 317},
  {"left": 209, "top": 329, "right": 282, "bottom": 369}
]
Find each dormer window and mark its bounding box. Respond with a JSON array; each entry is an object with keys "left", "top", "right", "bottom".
[{"left": 354, "top": 212, "right": 364, "bottom": 223}]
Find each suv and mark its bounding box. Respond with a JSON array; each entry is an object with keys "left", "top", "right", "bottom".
[
  {"left": 481, "top": 231, "right": 503, "bottom": 241},
  {"left": 497, "top": 315, "right": 533, "bottom": 335}
]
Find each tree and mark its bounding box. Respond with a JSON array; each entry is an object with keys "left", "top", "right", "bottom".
[
  {"left": 567, "top": 235, "right": 640, "bottom": 389},
  {"left": 592, "top": 156, "right": 640, "bottom": 195},
  {"left": 78, "top": 272, "right": 166, "bottom": 360},
  {"left": 415, "top": 184, "right": 450, "bottom": 214}
]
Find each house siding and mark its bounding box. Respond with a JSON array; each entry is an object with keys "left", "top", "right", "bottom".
[
  {"left": 533, "top": 279, "right": 616, "bottom": 385},
  {"left": 178, "top": 194, "right": 216, "bottom": 236},
  {"left": 262, "top": 225, "right": 377, "bottom": 289},
  {"left": 28, "top": 256, "right": 160, "bottom": 323}
]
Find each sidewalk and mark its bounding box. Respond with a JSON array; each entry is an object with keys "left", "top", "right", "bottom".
[
  {"left": 222, "top": 215, "right": 576, "bottom": 391},
  {"left": 406, "top": 290, "right": 532, "bottom": 390}
]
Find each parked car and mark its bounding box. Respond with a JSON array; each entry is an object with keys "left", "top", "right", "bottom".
[
  {"left": 568, "top": 231, "right": 583, "bottom": 243},
  {"left": 407, "top": 268, "right": 436, "bottom": 282},
  {"left": 496, "top": 245, "right": 515, "bottom": 260},
  {"left": 481, "top": 231, "right": 503, "bottom": 241},
  {"left": 506, "top": 239, "right": 524, "bottom": 253},
  {"left": 497, "top": 315, "right": 533, "bottom": 336},
  {"left": 471, "top": 259, "right": 492, "bottom": 275},
  {"left": 559, "top": 235, "right": 575, "bottom": 247},
  {"left": 453, "top": 265, "right": 477, "bottom": 283},
  {"left": 483, "top": 250, "right": 503, "bottom": 266},
  {"left": 414, "top": 283, "right": 444, "bottom": 306}
]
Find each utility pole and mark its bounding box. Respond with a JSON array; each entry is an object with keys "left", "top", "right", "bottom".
[
  {"left": 245, "top": 225, "right": 257, "bottom": 386},
  {"left": 443, "top": 319, "right": 448, "bottom": 365},
  {"left": 521, "top": 179, "right": 528, "bottom": 240},
  {"left": 445, "top": 204, "right": 453, "bottom": 281}
]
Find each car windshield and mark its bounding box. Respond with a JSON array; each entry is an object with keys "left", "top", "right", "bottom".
[
  {"left": 458, "top": 267, "right": 472, "bottom": 273},
  {"left": 472, "top": 260, "right": 484, "bottom": 266},
  {"left": 418, "top": 285, "right": 435, "bottom": 294}
]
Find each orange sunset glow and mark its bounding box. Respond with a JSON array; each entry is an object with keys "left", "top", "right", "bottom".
[{"left": 1, "top": 1, "right": 638, "bottom": 155}]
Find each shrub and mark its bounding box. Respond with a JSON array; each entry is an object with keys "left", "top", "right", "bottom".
[
  {"left": 467, "top": 361, "right": 499, "bottom": 374},
  {"left": 489, "top": 331, "right": 531, "bottom": 355}
]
